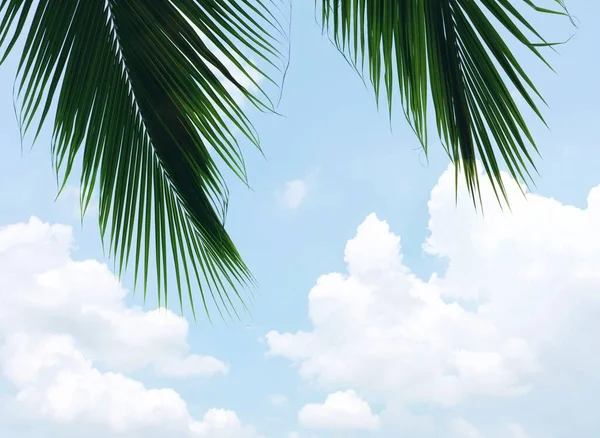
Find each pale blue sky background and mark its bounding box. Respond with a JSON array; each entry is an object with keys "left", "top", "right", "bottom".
[{"left": 0, "top": 1, "right": 599, "bottom": 437}]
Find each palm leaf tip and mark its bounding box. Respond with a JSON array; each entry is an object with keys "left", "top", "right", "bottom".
[
  {"left": 0, "top": 0, "right": 284, "bottom": 320},
  {"left": 321, "top": 0, "right": 572, "bottom": 207}
]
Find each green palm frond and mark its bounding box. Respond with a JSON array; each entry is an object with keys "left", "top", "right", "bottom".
[
  {"left": 0, "top": 0, "right": 571, "bottom": 320},
  {"left": 320, "top": 0, "right": 570, "bottom": 205},
  {"left": 0, "top": 0, "right": 285, "bottom": 319}
]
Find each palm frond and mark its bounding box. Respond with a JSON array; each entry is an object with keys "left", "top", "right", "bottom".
[
  {"left": 0, "top": 0, "right": 285, "bottom": 319},
  {"left": 320, "top": 0, "right": 570, "bottom": 205}
]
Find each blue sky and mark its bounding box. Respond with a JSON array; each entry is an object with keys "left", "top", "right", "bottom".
[{"left": 0, "top": 1, "right": 599, "bottom": 437}]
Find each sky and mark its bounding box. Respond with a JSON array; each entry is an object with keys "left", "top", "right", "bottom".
[{"left": 0, "top": 1, "right": 599, "bottom": 437}]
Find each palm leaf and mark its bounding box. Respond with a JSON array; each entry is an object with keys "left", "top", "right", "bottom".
[
  {"left": 320, "top": 0, "right": 570, "bottom": 205},
  {"left": 0, "top": 0, "right": 285, "bottom": 319},
  {"left": 0, "top": 0, "right": 571, "bottom": 320}
]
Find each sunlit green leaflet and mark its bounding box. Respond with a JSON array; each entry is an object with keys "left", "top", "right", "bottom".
[{"left": 0, "top": 0, "right": 570, "bottom": 319}]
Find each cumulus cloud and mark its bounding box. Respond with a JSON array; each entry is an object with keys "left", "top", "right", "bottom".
[
  {"left": 298, "top": 390, "right": 380, "bottom": 431},
  {"left": 0, "top": 218, "right": 258, "bottom": 437},
  {"left": 0, "top": 333, "right": 258, "bottom": 437},
  {"left": 266, "top": 164, "right": 600, "bottom": 420},
  {"left": 0, "top": 217, "right": 226, "bottom": 378}
]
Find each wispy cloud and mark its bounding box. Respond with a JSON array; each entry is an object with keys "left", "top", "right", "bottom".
[{"left": 277, "top": 169, "right": 319, "bottom": 212}]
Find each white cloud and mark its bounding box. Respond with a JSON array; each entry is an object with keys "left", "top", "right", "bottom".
[
  {"left": 451, "top": 418, "right": 483, "bottom": 438},
  {"left": 280, "top": 179, "right": 310, "bottom": 211},
  {"left": 451, "top": 418, "right": 532, "bottom": 438},
  {"left": 190, "top": 409, "right": 261, "bottom": 438},
  {"left": 266, "top": 163, "right": 600, "bottom": 419},
  {"left": 287, "top": 432, "right": 320, "bottom": 438},
  {"left": 213, "top": 51, "right": 262, "bottom": 106},
  {"left": 179, "top": 12, "right": 263, "bottom": 107},
  {"left": 268, "top": 393, "right": 288, "bottom": 406},
  {"left": 0, "top": 333, "right": 258, "bottom": 437},
  {"left": 278, "top": 169, "right": 319, "bottom": 212},
  {"left": 57, "top": 185, "right": 98, "bottom": 221},
  {"left": 503, "top": 423, "right": 532, "bottom": 438},
  {"left": 0, "top": 218, "right": 258, "bottom": 437},
  {"left": 298, "top": 390, "right": 380, "bottom": 431},
  {"left": 0, "top": 217, "right": 226, "bottom": 378}
]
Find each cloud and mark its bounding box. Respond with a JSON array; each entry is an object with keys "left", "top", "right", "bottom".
[
  {"left": 213, "top": 51, "right": 262, "bottom": 106},
  {"left": 0, "top": 217, "right": 226, "bottom": 378},
  {"left": 179, "top": 12, "right": 263, "bottom": 108},
  {"left": 280, "top": 179, "right": 310, "bottom": 211},
  {"left": 56, "top": 186, "right": 98, "bottom": 221},
  {"left": 298, "top": 390, "right": 380, "bottom": 431},
  {"left": 451, "top": 418, "right": 532, "bottom": 438},
  {"left": 451, "top": 418, "right": 483, "bottom": 438},
  {"left": 268, "top": 393, "right": 288, "bottom": 406},
  {"left": 0, "top": 334, "right": 258, "bottom": 438},
  {"left": 278, "top": 169, "right": 319, "bottom": 212},
  {"left": 0, "top": 218, "right": 258, "bottom": 437},
  {"left": 266, "top": 163, "right": 600, "bottom": 424},
  {"left": 503, "top": 423, "right": 532, "bottom": 438}
]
